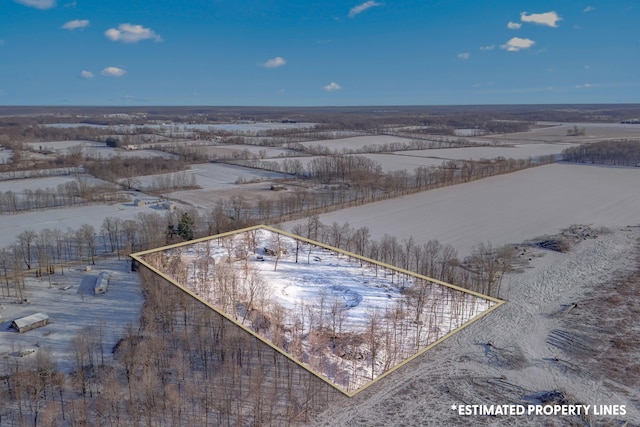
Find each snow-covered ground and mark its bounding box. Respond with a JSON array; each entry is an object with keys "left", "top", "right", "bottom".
[
  {"left": 311, "top": 226, "right": 640, "bottom": 426},
  {"left": 0, "top": 200, "right": 170, "bottom": 249},
  {"left": 0, "top": 175, "right": 109, "bottom": 194},
  {"left": 296, "top": 135, "right": 420, "bottom": 152},
  {"left": 24, "top": 140, "right": 177, "bottom": 160},
  {"left": 286, "top": 163, "right": 640, "bottom": 257},
  {"left": 0, "top": 147, "right": 14, "bottom": 164},
  {"left": 396, "top": 142, "right": 578, "bottom": 161},
  {"left": 0, "top": 257, "right": 142, "bottom": 372},
  {"left": 140, "top": 227, "right": 498, "bottom": 393},
  {"left": 44, "top": 122, "right": 315, "bottom": 133}
]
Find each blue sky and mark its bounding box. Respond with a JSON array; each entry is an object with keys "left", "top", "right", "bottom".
[{"left": 1, "top": 0, "right": 638, "bottom": 106}]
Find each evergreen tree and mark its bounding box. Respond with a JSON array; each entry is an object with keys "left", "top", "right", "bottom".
[{"left": 177, "top": 212, "right": 194, "bottom": 241}]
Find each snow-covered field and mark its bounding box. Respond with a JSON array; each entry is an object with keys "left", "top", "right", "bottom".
[
  {"left": 198, "top": 144, "right": 298, "bottom": 159},
  {"left": 24, "top": 140, "right": 177, "bottom": 159},
  {"left": 0, "top": 257, "right": 142, "bottom": 372},
  {"left": 0, "top": 175, "right": 109, "bottom": 194},
  {"left": 44, "top": 122, "right": 315, "bottom": 133},
  {"left": 0, "top": 200, "right": 167, "bottom": 249},
  {"left": 312, "top": 226, "right": 640, "bottom": 426},
  {"left": 296, "top": 135, "right": 420, "bottom": 152},
  {"left": 478, "top": 122, "right": 640, "bottom": 144},
  {"left": 396, "top": 142, "right": 578, "bottom": 161},
  {"left": 285, "top": 163, "right": 640, "bottom": 256},
  {"left": 139, "top": 227, "right": 498, "bottom": 393}
]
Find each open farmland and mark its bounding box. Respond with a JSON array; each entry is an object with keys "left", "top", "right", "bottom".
[
  {"left": 296, "top": 135, "right": 421, "bottom": 152},
  {"left": 159, "top": 163, "right": 292, "bottom": 208},
  {"left": 0, "top": 174, "right": 109, "bottom": 193},
  {"left": 395, "top": 142, "right": 578, "bottom": 162},
  {"left": 285, "top": 162, "right": 640, "bottom": 256},
  {"left": 0, "top": 200, "right": 174, "bottom": 249},
  {"left": 477, "top": 122, "right": 640, "bottom": 144},
  {"left": 24, "top": 140, "right": 178, "bottom": 160},
  {"left": 197, "top": 144, "right": 298, "bottom": 159}
]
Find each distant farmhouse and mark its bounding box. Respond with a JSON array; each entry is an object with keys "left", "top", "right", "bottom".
[{"left": 11, "top": 313, "right": 50, "bottom": 333}]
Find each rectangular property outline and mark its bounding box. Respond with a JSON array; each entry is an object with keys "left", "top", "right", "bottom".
[{"left": 131, "top": 224, "right": 504, "bottom": 397}]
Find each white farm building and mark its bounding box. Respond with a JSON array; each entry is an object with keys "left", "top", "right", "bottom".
[
  {"left": 11, "top": 313, "right": 50, "bottom": 333},
  {"left": 94, "top": 271, "right": 110, "bottom": 295}
]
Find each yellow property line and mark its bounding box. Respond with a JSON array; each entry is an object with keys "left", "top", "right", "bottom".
[{"left": 131, "top": 224, "right": 504, "bottom": 397}]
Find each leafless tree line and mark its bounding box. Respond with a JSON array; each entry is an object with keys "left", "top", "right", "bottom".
[
  {"left": 0, "top": 179, "right": 126, "bottom": 215},
  {"left": 562, "top": 139, "right": 640, "bottom": 166},
  {"left": 296, "top": 217, "right": 514, "bottom": 299}
]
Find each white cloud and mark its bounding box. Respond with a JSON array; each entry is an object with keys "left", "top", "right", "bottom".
[
  {"left": 584, "top": 6, "right": 595, "bottom": 13},
  {"left": 323, "top": 82, "right": 342, "bottom": 92},
  {"left": 507, "top": 21, "right": 522, "bottom": 29},
  {"left": 520, "top": 11, "right": 562, "bottom": 27},
  {"left": 480, "top": 44, "right": 495, "bottom": 51},
  {"left": 457, "top": 53, "right": 470, "bottom": 60},
  {"left": 14, "top": 0, "right": 56, "bottom": 9},
  {"left": 501, "top": 37, "right": 535, "bottom": 52},
  {"left": 80, "top": 70, "right": 94, "bottom": 79},
  {"left": 101, "top": 67, "right": 127, "bottom": 77},
  {"left": 576, "top": 83, "right": 596, "bottom": 89},
  {"left": 62, "top": 19, "right": 89, "bottom": 30},
  {"left": 262, "top": 57, "right": 286, "bottom": 68},
  {"left": 348, "top": 1, "right": 381, "bottom": 18},
  {"left": 105, "top": 24, "right": 162, "bottom": 43}
]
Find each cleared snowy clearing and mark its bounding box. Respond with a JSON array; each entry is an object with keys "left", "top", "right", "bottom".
[
  {"left": 286, "top": 163, "right": 640, "bottom": 256},
  {"left": 139, "top": 227, "right": 498, "bottom": 394},
  {"left": 0, "top": 257, "right": 142, "bottom": 372}
]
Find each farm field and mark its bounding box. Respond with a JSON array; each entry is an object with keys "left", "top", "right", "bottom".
[
  {"left": 0, "top": 257, "right": 142, "bottom": 372},
  {"left": 285, "top": 162, "right": 640, "bottom": 256},
  {"left": 295, "top": 135, "right": 423, "bottom": 152},
  {"left": 157, "top": 163, "right": 292, "bottom": 208},
  {"left": 186, "top": 162, "right": 289, "bottom": 187},
  {"left": 395, "top": 142, "right": 578, "bottom": 162},
  {"left": 45, "top": 122, "right": 315, "bottom": 133},
  {"left": 24, "top": 140, "right": 177, "bottom": 159},
  {"left": 0, "top": 201, "right": 167, "bottom": 249},
  {"left": 0, "top": 174, "right": 109, "bottom": 194},
  {"left": 478, "top": 122, "right": 640, "bottom": 144},
  {"left": 198, "top": 144, "right": 298, "bottom": 159}
]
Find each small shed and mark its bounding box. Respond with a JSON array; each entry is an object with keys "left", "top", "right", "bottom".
[
  {"left": 11, "top": 313, "right": 50, "bottom": 333},
  {"left": 94, "top": 271, "right": 110, "bottom": 295},
  {"left": 133, "top": 199, "right": 146, "bottom": 207}
]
